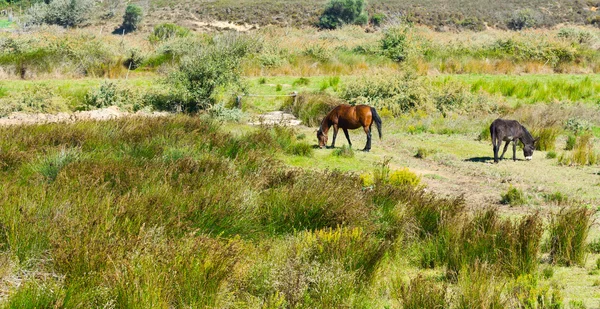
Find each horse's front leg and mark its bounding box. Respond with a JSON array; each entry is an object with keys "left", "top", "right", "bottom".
[
  {"left": 330, "top": 124, "right": 339, "bottom": 148},
  {"left": 499, "top": 141, "right": 510, "bottom": 160},
  {"left": 362, "top": 126, "right": 372, "bottom": 152},
  {"left": 512, "top": 141, "right": 517, "bottom": 161}
]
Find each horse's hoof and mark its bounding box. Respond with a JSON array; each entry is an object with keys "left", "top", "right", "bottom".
[{"left": 362, "top": 149, "right": 370, "bottom": 152}]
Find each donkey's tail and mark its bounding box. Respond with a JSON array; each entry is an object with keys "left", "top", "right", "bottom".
[{"left": 371, "top": 107, "right": 383, "bottom": 139}]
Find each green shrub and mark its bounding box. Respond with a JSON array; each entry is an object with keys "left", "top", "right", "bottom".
[
  {"left": 292, "top": 77, "right": 310, "bottom": 86},
  {"left": 397, "top": 275, "right": 448, "bottom": 309},
  {"left": 0, "top": 37, "right": 56, "bottom": 79},
  {"left": 565, "top": 134, "right": 576, "bottom": 150},
  {"left": 287, "top": 142, "right": 313, "bottom": 157},
  {"left": 588, "top": 238, "right": 600, "bottom": 254},
  {"left": 370, "top": 13, "right": 385, "bottom": 27},
  {"left": 546, "top": 151, "right": 557, "bottom": 159},
  {"left": 121, "top": 4, "right": 143, "bottom": 33},
  {"left": 318, "top": 0, "right": 367, "bottom": 29},
  {"left": 83, "top": 81, "right": 142, "bottom": 110},
  {"left": 557, "top": 28, "right": 593, "bottom": 45},
  {"left": 542, "top": 266, "right": 554, "bottom": 279},
  {"left": 27, "top": 0, "right": 94, "bottom": 27},
  {"left": 332, "top": 145, "right": 354, "bottom": 158},
  {"left": 380, "top": 26, "right": 409, "bottom": 62},
  {"left": 544, "top": 192, "right": 568, "bottom": 205},
  {"left": 565, "top": 118, "right": 591, "bottom": 135},
  {"left": 478, "top": 125, "right": 491, "bottom": 141},
  {"left": 258, "top": 77, "right": 267, "bottom": 85},
  {"left": 548, "top": 207, "right": 594, "bottom": 266},
  {"left": 341, "top": 74, "right": 431, "bottom": 116},
  {"left": 500, "top": 186, "right": 526, "bottom": 206},
  {"left": 123, "top": 48, "right": 144, "bottom": 70},
  {"left": 169, "top": 33, "right": 257, "bottom": 112},
  {"left": 149, "top": 23, "right": 190, "bottom": 43},
  {"left": 506, "top": 9, "right": 537, "bottom": 30},
  {"left": 415, "top": 147, "right": 431, "bottom": 159},
  {"left": 275, "top": 84, "right": 283, "bottom": 92}
]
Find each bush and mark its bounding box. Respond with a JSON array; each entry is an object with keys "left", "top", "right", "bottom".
[
  {"left": 532, "top": 127, "right": 559, "bottom": 151},
  {"left": 544, "top": 192, "right": 568, "bottom": 205},
  {"left": 500, "top": 186, "right": 526, "bottom": 206},
  {"left": 121, "top": 4, "right": 143, "bottom": 33},
  {"left": 415, "top": 148, "right": 431, "bottom": 159},
  {"left": 548, "top": 207, "right": 594, "bottom": 266},
  {"left": 560, "top": 134, "right": 598, "bottom": 166},
  {"left": 506, "top": 9, "right": 536, "bottom": 31},
  {"left": 588, "top": 237, "right": 600, "bottom": 254},
  {"left": 546, "top": 151, "right": 557, "bottom": 159},
  {"left": 380, "top": 26, "right": 409, "bottom": 62},
  {"left": 169, "top": 33, "right": 258, "bottom": 112},
  {"left": 318, "top": 0, "right": 367, "bottom": 30},
  {"left": 149, "top": 23, "right": 190, "bottom": 43},
  {"left": 509, "top": 275, "right": 563, "bottom": 309},
  {"left": 388, "top": 168, "right": 421, "bottom": 188},
  {"left": 27, "top": 0, "right": 94, "bottom": 27},
  {"left": 370, "top": 13, "right": 385, "bottom": 27},
  {"left": 123, "top": 48, "right": 144, "bottom": 70},
  {"left": 0, "top": 37, "right": 56, "bottom": 79},
  {"left": 341, "top": 74, "right": 431, "bottom": 116},
  {"left": 83, "top": 81, "right": 142, "bottom": 110}
]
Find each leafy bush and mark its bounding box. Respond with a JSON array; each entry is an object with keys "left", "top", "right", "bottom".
[
  {"left": 500, "top": 186, "right": 526, "bottom": 206},
  {"left": 318, "top": 0, "right": 367, "bottom": 30},
  {"left": 380, "top": 26, "right": 409, "bottom": 62},
  {"left": 123, "top": 48, "right": 144, "bottom": 70},
  {"left": 121, "top": 4, "right": 143, "bottom": 33},
  {"left": 370, "top": 13, "right": 385, "bottom": 27},
  {"left": 415, "top": 148, "right": 431, "bottom": 159},
  {"left": 169, "top": 33, "right": 258, "bottom": 112},
  {"left": 83, "top": 81, "right": 137, "bottom": 110},
  {"left": 149, "top": 23, "right": 190, "bottom": 43},
  {"left": 27, "top": 0, "right": 94, "bottom": 27},
  {"left": 388, "top": 168, "right": 421, "bottom": 188},
  {"left": 341, "top": 74, "right": 431, "bottom": 116},
  {"left": 565, "top": 118, "right": 591, "bottom": 135},
  {"left": 548, "top": 207, "right": 594, "bottom": 266},
  {"left": 507, "top": 9, "right": 537, "bottom": 30},
  {"left": 557, "top": 28, "right": 593, "bottom": 45}
]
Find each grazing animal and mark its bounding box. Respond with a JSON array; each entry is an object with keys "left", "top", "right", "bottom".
[
  {"left": 490, "top": 119, "right": 538, "bottom": 163},
  {"left": 317, "top": 104, "right": 382, "bottom": 152}
]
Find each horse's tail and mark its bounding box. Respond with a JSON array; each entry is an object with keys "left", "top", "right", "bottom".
[{"left": 371, "top": 107, "right": 382, "bottom": 139}]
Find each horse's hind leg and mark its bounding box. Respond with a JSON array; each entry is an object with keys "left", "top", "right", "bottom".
[
  {"left": 492, "top": 132, "right": 499, "bottom": 163},
  {"left": 512, "top": 141, "right": 517, "bottom": 161},
  {"left": 343, "top": 128, "right": 352, "bottom": 147},
  {"left": 362, "top": 126, "right": 372, "bottom": 152}
]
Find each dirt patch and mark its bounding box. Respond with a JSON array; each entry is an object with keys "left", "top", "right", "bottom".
[
  {"left": 0, "top": 106, "right": 170, "bottom": 126},
  {"left": 248, "top": 111, "right": 301, "bottom": 126},
  {"left": 187, "top": 20, "right": 259, "bottom": 32}
]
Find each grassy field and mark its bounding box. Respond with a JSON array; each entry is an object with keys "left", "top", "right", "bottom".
[{"left": 1, "top": 5, "right": 600, "bottom": 307}]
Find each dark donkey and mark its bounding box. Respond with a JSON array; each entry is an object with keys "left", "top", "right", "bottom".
[
  {"left": 317, "top": 104, "right": 382, "bottom": 152},
  {"left": 490, "top": 119, "right": 538, "bottom": 163}
]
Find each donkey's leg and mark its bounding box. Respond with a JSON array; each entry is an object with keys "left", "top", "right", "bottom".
[
  {"left": 492, "top": 134, "right": 499, "bottom": 163},
  {"left": 499, "top": 141, "right": 510, "bottom": 160},
  {"left": 512, "top": 141, "right": 517, "bottom": 161},
  {"left": 343, "top": 128, "right": 352, "bottom": 147},
  {"left": 362, "top": 126, "right": 372, "bottom": 152},
  {"left": 330, "top": 124, "right": 339, "bottom": 148}
]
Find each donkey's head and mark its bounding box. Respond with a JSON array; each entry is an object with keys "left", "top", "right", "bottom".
[{"left": 523, "top": 138, "right": 539, "bottom": 160}]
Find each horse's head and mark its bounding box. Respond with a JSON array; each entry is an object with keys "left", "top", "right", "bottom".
[
  {"left": 523, "top": 138, "right": 539, "bottom": 160},
  {"left": 317, "top": 128, "right": 327, "bottom": 148}
]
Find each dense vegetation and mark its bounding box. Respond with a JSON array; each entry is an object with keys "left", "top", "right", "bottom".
[{"left": 0, "top": 116, "right": 593, "bottom": 307}]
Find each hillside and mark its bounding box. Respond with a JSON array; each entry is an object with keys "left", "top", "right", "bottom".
[{"left": 146, "top": 0, "right": 599, "bottom": 29}]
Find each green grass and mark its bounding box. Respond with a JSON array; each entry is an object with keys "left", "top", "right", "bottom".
[{"left": 0, "top": 18, "right": 14, "bottom": 29}]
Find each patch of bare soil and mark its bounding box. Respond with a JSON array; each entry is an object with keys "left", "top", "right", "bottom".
[
  {"left": 248, "top": 111, "right": 301, "bottom": 126},
  {"left": 0, "top": 106, "right": 170, "bottom": 126}
]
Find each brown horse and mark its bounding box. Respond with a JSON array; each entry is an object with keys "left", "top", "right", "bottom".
[{"left": 317, "top": 104, "right": 382, "bottom": 152}]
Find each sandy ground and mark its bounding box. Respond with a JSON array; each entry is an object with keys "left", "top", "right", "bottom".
[{"left": 0, "top": 106, "right": 170, "bottom": 126}]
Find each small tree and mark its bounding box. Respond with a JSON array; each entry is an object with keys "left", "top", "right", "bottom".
[
  {"left": 318, "top": 0, "right": 367, "bottom": 30},
  {"left": 507, "top": 9, "right": 536, "bottom": 31},
  {"left": 121, "top": 4, "right": 142, "bottom": 33},
  {"left": 26, "top": 0, "right": 94, "bottom": 27}
]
